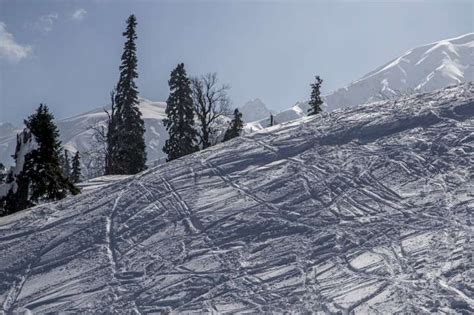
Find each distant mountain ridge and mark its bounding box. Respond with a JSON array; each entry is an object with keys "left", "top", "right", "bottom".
[
  {"left": 324, "top": 32, "right": 473, "bottom": 111},
  {"left": 246, "top": 33, "right": 473, "bottom": 130}
]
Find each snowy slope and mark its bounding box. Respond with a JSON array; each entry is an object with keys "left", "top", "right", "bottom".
[
  {"left": 1, "top": 84, "right": 472, "bottom": 313},
  {"left": 238, "top": 98, "right": 273, "bottom": 123}
]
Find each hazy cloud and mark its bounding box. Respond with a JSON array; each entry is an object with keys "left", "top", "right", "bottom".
[
  {"left": 35, "top": 13, "right": 58, "bottom": 33},
  {"left": 72, "top": 8, "right": 87, "bottom": 21},
  {"left": 0, "top": 22, "right": 32, "bottom": 62}
]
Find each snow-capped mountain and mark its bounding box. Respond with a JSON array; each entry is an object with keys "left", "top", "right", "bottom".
[
  {"left": 248, "top": 33, "right": 473, "bottom": 131},
  {"left": 0, "top": 84, "right": 472, "bottom": 313},
  {"left": 238, "top": 98, "right": 273, "bottom": 122},
  {"left": 324, "top": 33, "right": 473, "bottom": 111}
]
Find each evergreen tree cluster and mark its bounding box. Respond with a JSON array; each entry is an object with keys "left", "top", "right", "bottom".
[{"left": 0, "top": 105, "right": 79, "bottom": 216}]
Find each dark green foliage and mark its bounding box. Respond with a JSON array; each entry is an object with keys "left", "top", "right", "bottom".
[
  {"left": 0, "top": 105, "right": 79, "bottom": 216},
  {"left": 71, "top": 151, "right": 81, "bottom": 183},
  {"left": 61, "top": 149, "right": 71, "bottom": 178},
  {"left": 308, "top": 76, "right": 323, "bottom": 116},
  {"left": 106, "top": 15, "right": 147, "bottom": 175},
  {"left": 163, "top": 63, "right": 199, "bottom": 162},
  {"left": 223, "top": 109, "right": 244, "bottom": 142}
]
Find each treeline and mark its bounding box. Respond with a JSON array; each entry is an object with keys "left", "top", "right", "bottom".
[{"left": 0, "top": 14, "right": 324, "bottom": 216}]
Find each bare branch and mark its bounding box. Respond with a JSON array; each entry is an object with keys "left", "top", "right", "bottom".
[{"left": 191, "top": 73, "right": 232, "bottom": 149}]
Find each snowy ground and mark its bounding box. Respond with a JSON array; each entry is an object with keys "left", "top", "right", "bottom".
[{"left": 0, "top": 84, "right": 473, "bottom": 313}]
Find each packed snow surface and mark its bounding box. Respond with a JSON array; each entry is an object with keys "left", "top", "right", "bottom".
[{"left": 0, "top": 84, "right": 473, "bottom": 313}]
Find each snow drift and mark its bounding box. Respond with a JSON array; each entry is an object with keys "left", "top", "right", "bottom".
[{"left": 0, "top": 84, "right": 472, "bottom": 313}]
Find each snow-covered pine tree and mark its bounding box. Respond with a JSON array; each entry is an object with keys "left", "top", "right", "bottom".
[
  {"left": 106, "top": 14, "right": 146, "bottom": 175},
  {"left": 223, "top": 108, "right": 244, "bottom": 142},
  {"left": 0, "top": 105, "right": 79, "bottom": 215},
  {"left": 163, "top": 63, "right": 199, "bottom": 162},
  {"left": 308, "top": 76, "right": 323, "bottom": 116},
  {"left": 71, "top": 151, "right": 82, "bottom": 183}
]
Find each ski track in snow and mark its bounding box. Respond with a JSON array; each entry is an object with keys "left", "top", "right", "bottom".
[{"left": 0, "top": 84, "right": 473, "bottom": 313}]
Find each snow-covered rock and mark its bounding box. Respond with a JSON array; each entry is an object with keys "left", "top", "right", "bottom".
[
  {"left": 238, "top": 98, "right": 273, "bottom": 123},
  {"left": 0, "top": 84, "right": 472, "bottom": 313}
]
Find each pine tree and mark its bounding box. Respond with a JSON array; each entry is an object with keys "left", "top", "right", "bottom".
[
  {"left": 308, "top": 76, "right": 323, "bottom": 116},
  {"left": 71, "top": 151, "right": 81, "bottom": 183},
  {"left": 106, "top": 14, "right": 147, "bottom": 175},
  {"left": 0, "top": 105, "right": 79, "bottom": 215},
  {"left": 62, "top": 149, "right": 71, "bottom": 178},
  {"left": 163, "top": 63, "right": 199, "bottom": 161},
  {"left": 223, "top": 109, "right": 244, "bottom": 142}
]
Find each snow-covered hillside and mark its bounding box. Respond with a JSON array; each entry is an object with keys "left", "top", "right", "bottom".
[{"left": 1, "top": 84, "right": 472, "bottom": 313}]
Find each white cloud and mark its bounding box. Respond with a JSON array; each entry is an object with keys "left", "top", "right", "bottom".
[
  {"left": 72, "top": 8, "right": 87, "bottom": 21},
  {"left": 35, "top": 13, "right": 58, "bottom": 33},
  {"left": 0, "top": 22, "right": 32, "bottom": 63}
]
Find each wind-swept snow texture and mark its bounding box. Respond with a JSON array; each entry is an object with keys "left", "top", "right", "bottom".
[{"left": 0, "top": 84, "right": 473, "bottom": 313}]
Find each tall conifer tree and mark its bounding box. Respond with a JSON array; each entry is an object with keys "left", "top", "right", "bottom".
[
  {"left": 163, "top": 63, "right": 199, "bottom": 161},
  {"left": 62, "top": 149, "right": 71, "bottom": 178},
  {"left": 106, "top": 14, "right": 146, "bottom": 174},
  {"left": 308, "top": 76, "right": 324, "bottom": 116},
  {"left": 71, "top": 151, "right": 81, "bottom": 183}
]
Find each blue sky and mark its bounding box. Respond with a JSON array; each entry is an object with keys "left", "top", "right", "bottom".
[{"left": 0, "top": 0, "right": 472, "bottom": 124}]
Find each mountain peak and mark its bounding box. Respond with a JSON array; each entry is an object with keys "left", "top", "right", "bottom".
[{"left": 239, "top": 98, "right": 272, "bottom": 123}]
